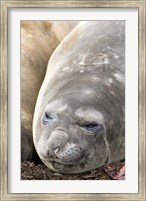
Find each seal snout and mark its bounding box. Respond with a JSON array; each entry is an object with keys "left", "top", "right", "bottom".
[
  {"left": 40, "top": 128, "right": 85, "bottom": 165},
  {"left": 42, "top": 130, "right": 68, "bottom": 159}
]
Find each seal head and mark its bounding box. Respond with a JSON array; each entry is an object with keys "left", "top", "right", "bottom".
[{"left": 37, "top": 99, "right": 110, "bottom": 173}]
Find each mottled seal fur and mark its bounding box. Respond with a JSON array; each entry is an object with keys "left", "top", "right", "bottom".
[
  {"left": 33, "top": 21, "right": 125, "bottom": 173},
  {"left": 21, "top": 21, "right": 78, "bottom": 161}
]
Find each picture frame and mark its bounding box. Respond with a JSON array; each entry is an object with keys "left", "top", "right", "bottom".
[{"left": 0, "top": 0, "right": 145, "bottom": 200}]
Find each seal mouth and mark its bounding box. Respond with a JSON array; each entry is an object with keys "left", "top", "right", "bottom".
[
  {"left": 52, "top": 161, "right": 73, "bottom": 169},
  {"left": 42, "top": 156, "right": 83, "bottom": 165},
  {"left": 48, "top": 159, "right": 88, "bottom": 173},
  {"left": 41, "top": 151, "right": 88, "bottom": 166},
  {"left": 40, "top": 149, "right": 90, "bottom": 173}
]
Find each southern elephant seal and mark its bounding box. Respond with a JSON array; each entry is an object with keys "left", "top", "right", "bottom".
[
  {"left": 33, "top": 21, "right": 125, "bottom": 173},
  {"left": 21, "top": 21, "right": 78, "bottom": 161}
]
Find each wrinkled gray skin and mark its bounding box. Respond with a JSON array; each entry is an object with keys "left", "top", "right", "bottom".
[
  {"left": 33, "top": 21, "right": 125, "bottom": 173},
  {"left": 21, "top": 21, "right": 78, "bottom": 161}
]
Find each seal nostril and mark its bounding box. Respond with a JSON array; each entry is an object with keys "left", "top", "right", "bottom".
[
  {"left": 51, "top": 145, "right": 61, "bottom": 157},
  {"left": 44, "top": 149, "right": 52, "bottom": 158},
  {"left": 54, "top": 147, "right": 59, "bottom": 155}
]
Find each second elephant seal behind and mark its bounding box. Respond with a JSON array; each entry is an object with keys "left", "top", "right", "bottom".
[
  {"left": 21, "top": 21, "right": 78, "bottom": 161},
  {"left": 33, "top": 21, "right": 125, "bottom": 173}
]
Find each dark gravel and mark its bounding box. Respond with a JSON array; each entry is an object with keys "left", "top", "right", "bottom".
[{"left": 21, "top": 160, "right": 125, "bottom": 180}]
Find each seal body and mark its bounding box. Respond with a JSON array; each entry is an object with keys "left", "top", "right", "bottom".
[
  {"left": 21, "top": 21, "right": 78, "bottom": 161},
  {"left": 33, "top": 21, "right": 125, "bottom": 173}
]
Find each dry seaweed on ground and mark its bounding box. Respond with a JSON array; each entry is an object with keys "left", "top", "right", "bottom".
[{"left": 21, "top": 160, "right": 125, "bottom": 180}]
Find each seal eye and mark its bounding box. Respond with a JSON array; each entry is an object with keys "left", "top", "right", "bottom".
[
  {"left": 82, "top": 123, "right": 103, "bottom": 133},
  {"left": 42, "top": 112, "right": 53, "bottom": 125}
]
